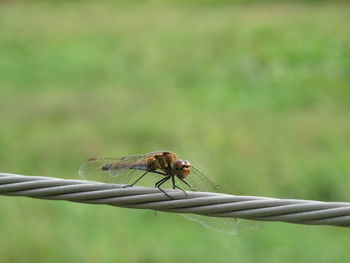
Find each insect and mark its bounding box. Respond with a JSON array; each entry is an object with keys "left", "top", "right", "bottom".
[{"left": 79, "top": 151, "right": 238, "bottom": 234}]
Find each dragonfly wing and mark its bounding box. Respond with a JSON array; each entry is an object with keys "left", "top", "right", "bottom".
[
  {"left": 110, "top": 168, "right": 147, "bottom": 185},
  {"left": 178, "top": 166, "right": 238, "bottom": 234},
  {"left": 79, "top": 157, "right": 151, "bottom": 184},
  {"left": 79, "top": 157, "right": 129, "bottom": 183},
  {"left": 79, "top": 152, "right": 166, "bottom": 185},
  {"left": 182, "top": 166, "right": 226, "bottom": 193},
  {"left": 183, "top": 214, "right": 237, "bottom": 235}
]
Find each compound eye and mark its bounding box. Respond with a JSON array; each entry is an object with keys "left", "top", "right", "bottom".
[
  {"left": 183, "top": 160, "right": 191, "bottom": 167},
  {"left": 174, "top": 160, "right": 185, "bottom": 170}
]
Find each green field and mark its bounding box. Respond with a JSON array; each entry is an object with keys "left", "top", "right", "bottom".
[{"left": 1, "top": 1, "right": 350, "bottom": 262}]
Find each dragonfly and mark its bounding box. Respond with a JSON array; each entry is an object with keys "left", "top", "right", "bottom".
[{"left": 79, "top": 151, "right": 238, "bottom": 234}]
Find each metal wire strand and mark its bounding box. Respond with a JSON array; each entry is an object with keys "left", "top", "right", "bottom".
[{"left": 1, "top": 173, "right": 350, "bottom": 227}]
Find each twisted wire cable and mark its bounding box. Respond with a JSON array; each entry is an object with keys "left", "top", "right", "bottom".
[{"left": 1, "top": 172, "right": 350, "bottom": 227}]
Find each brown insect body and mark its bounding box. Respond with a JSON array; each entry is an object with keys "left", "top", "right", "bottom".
[
  {"left": 84, "top": 151, "right": 193, "bottom": 193},
  {"left": 147, "top": 152, "right": 174, "bottom": 173},
  {"left": 145, "top": 151, "right": 191, "bottom": 180},
  {"left": 104, "top": 151, "right": 193, "bottom": 191}
]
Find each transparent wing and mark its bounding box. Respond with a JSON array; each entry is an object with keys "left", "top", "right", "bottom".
[
  {"left": 183, "top": 214, "right": 238, "bottom": 235},
  {"left": 176, "top": 166, "right": 239, "bottom": 234},
  {"left": 79, "top": 157, "right": 130, "bottom": 184},
  {"left": 78, "top": 151, "right": 168, "bottom": 185},
  {"left": 184, "top": 166, "right": 226, "bottom": 193}
]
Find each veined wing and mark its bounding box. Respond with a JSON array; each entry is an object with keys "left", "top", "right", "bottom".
[
  {"left": 178, "top": 166, "right": 238, "bottom": 235},
  {"left": 185, "top": 166, "right": 226, "bottom": 194},
  {"left": 78, "top": 153, "right": 155, "bottom": 184},
  {"left": 79, "top": 151, "right": 173, "bottom": 184}
]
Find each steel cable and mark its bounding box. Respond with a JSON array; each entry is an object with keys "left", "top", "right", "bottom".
[{"left": 1, "top": 172, "right": 350, "bottom": 227}]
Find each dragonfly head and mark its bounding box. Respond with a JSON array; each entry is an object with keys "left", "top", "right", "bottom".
[{"left": 173, "top": 160, "right": 191, "bottom": 179}]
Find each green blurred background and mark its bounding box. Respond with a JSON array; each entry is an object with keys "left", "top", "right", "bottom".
[{"left": 1, "top": 0, "right": 350, "bottom": 262}]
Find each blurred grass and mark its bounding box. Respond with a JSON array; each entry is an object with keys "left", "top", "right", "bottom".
[{"left": 0, "top": 1, "right": 350, "bottom": 263}]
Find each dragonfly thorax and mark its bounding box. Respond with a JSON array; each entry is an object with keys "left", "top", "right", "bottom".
[{"left": 172, "top": 159, "right": 191, "bottom": 179}]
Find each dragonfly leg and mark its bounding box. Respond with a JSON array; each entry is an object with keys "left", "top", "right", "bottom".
[
  {"left": 155, "top": 176, "right": 173, "bottom": 199},
  {"left": 122, "top": 170, "right": 149, "bottom": 188},
  {"left": 171, "top": 176, "right": 176, "bottom": 189},
  {"left": 168, "top": 176, "right": 186, "bottom": 194},
  {"left": 170, "top": 176, "right": 187, "bottom": 195},
  {"left": 180, "top": 179, "right": 196, "bottom": 191},
  {"left": 174, "top": 185, "right": 187, "bottom": 196},
  {"left": 155, "top": 176, "right": 169, "bottom": 187},
  {"left": 151, "top": 170, "right": 167, "bottom": 176},
  {"left": 158, "top": 187, "right": 173, "bottom": 199}
]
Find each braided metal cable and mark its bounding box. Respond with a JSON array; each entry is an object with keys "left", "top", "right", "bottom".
[{"left": 1, "top": 172, "right": 350, "bottom": 227}]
